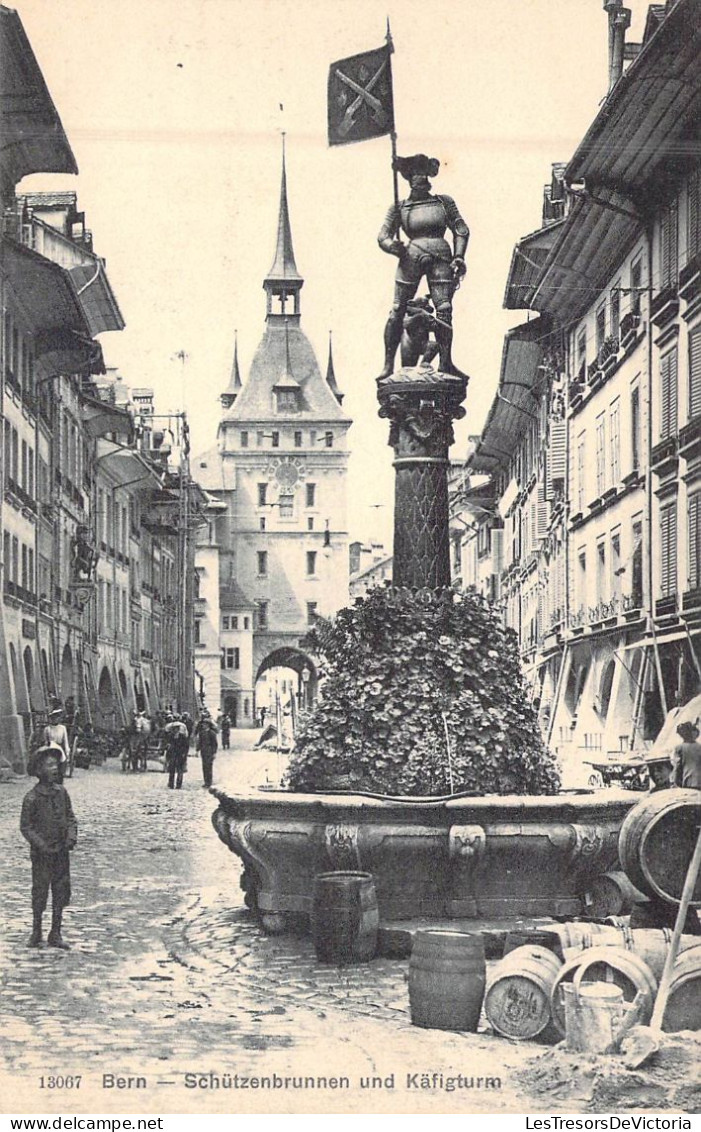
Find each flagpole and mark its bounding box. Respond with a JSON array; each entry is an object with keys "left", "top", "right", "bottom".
[{"left": 386, "top": 17, "right": 399, "bottom": 210}]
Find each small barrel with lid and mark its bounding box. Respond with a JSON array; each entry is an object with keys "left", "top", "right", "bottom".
[
  {"left": 409, "top": 930, "right": 486, "bottom": 1032},
  {"left": 311, "top": 871, "right": 379, "bottom": 965},
  {"left": 485, "top": 945, "right": 562, "bottom": 1040}
]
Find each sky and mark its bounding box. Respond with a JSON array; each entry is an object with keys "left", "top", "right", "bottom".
[{"left": 16, "top": 0, "right": 653, "bottom": 547}]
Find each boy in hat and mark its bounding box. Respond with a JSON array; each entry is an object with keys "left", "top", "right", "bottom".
[
  {"left": 20, "top": 747, "right": 77, "bottom": 949},
  {"left": 673, "top": 720, "right": 701, "bottom": 789}
]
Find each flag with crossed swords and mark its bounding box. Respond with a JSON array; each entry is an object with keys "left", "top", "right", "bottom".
[{"left": 327, "top": 43, "right": 394, "bottom": 147}]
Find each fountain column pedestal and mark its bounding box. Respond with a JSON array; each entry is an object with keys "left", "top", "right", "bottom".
[{"left": 377, "top": 367, "right": 467, "bottom": 589}]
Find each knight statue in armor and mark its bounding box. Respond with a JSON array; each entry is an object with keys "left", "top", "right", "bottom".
[{"left": 378, "top": 153, "right": 469, "bottom": 380}]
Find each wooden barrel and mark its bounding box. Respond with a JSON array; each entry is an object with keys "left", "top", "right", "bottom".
[
  {"left": 585, "top": 871, "right": 647, "bottom": 920},
  {"left": 663, "top": 947, "right": 701, "bottom": 1032},
  {"left": 311, "top": 871, "right": 379, "bottom": 965},
  {"left": 550, "top": 945, "right": 657, "bottom": 1036},
  {"left": 552, "top": 922, "right": 623, "bottom": 958},
  {"left": 485, "top": 945, "right": 562, "bottom": 1040},
  {"left": 409, "top": 930, "right": 486, "bottom": 1032},
  {"left": 555, "top": 922, "right": 701, "bottom": 981},
  {"left": 618, "top": 789, "right": 701, "bottom": 907}
]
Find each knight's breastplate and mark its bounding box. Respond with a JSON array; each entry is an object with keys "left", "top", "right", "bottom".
[{"left": 401, "top": 197, "right": 447, "bottom": 240}]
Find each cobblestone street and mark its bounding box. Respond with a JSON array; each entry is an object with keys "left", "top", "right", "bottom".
[{"left": 1, "top": 739, "right": 698, "bottom": 1117}]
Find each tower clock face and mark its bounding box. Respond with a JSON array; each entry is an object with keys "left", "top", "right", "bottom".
[{"left": 267, "top": 455, "right": 306, "bottom": 487}]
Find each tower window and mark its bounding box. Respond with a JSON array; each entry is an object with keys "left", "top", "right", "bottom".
[
  {"left": 325, "top": 432, "right": 334, "bottom": 448},
  {"left": 277, "top": 391, "right": 299, "bottom": 412},
  {"left": 307, "top": 602, "right": 318, "bottom": 625},
  {"left": 307, "top": 517, "right": 314, "bottom": 531},
  {"left": 256, "top": 602, "right": 268, "bottom": 630},
  {"left": 260, "top": 517, "right": 266, "bottom": 531},
  {"left": 271, "top": 431, "right": 280, "bottom": 448},
  {"left": 279, "top": 494, "right": 294, "bottom": 518},
  {"left": 257, "top": 551, "right": 268, "bottom": 577},
  {"left": 257, "top": 483, "right": 268, "bottom": 507},
  {"left": 294, "top": 430, "right": 303, "bottom": 448},
  {"left": 306, "top": 483, "right": 316, "bottom": 507},
  {"left": 240, "top": 431, "right": 249, "bottom": 448},
  {"left": 306, "top": 551, "right": 317, "bottom": 576}
]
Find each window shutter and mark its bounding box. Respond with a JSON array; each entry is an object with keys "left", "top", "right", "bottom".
[
  {"left": 546, "top": 418, "right": 566, "bottom": 498},
  {"left": 631, "top": 387, "right": 641, "bottom": 471},
  {"left": 689, "top": 327, "right": 701, "bottom": 422},
  {"left": 660, "top": 348, "right": 678, "bottom": 439},
  {"left": 660, "top": 505, "right": 677, "bottom": 598},
  {"left": 490, "top": 529, "right": 504, "bottom": 574},
  {"left": 661, "top": 199, "right": 679, "bottom": 289},
  {"left": 689, "top": 493, "right": 701, "bottom": 590},
  {"left": 537, "top": 501, "right": 551, "bottom": 538},
  {"left": 689, "top": 169, "right": 701, "bottom": 262}
]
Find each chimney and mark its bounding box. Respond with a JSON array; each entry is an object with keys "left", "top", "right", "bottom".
[{"left": 603, "top": 0, "right": 632, "bottom": 92}]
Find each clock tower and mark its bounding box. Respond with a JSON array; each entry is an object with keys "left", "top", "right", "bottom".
[{"left": 194, "top": 142, "right": 352, "bottom": 726}]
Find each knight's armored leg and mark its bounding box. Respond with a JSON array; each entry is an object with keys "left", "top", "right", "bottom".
[
  {"left": 379, "top": 283, "right": 416, "bottom": 379},
  {"left": 434, "top": 301, "right": 469, "bottom": 381}
]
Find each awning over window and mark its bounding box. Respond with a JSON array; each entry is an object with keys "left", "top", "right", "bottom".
[
  {"left": 96, "top": 440, "right": 162, "bottom": 491},
  {"left": 68, "top": 261, "right": 125, "bottom": 336},
  {"left": 82, "top": 395, "right": 133, "bottom": 440}
]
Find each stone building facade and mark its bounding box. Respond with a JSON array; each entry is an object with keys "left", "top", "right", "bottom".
[{"left": 462, "top": 0, "right": 701, "bottom": 781}]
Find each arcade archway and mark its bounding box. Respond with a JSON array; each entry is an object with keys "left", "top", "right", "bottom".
[
  {"left": 254, "top": 647, "right": 318, "bottom": 719},
  {"left": 98, "top": 666, "right": 115, "bottom": 727}
]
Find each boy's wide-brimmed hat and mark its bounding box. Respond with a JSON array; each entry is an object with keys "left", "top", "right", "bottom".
[
  {"left": 393, "top": 153, "right": 440, "bottom": 181},
  {"left": 28, "top": 745, "right": 62, "bottom": 777},
  {"left": 49, "top": 707, "right": 63, "bottom": 719}
]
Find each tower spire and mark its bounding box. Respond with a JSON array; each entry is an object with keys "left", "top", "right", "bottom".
[
  {"left": 325, "top": 330, "right": 344, "bottom": 405},
  {"left": 264, "top": 135, "right": 304, "bottom": 320},
  {"left": 220, "top": 330, "right": 243, "bottom": 410}
]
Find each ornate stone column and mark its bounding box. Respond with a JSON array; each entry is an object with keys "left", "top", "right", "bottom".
[{"left": 377, "top": 367, "right": 467, "bottom": 589}]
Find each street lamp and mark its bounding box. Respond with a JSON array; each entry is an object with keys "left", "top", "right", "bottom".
[{"left": 301, "top": 664, "right": 311, "bottom": 709}]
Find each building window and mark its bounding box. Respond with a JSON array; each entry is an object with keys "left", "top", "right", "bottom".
[
  {"left": 689, "top": 168, "right": 701, "bottom": 263},
  {"left": 307, "top": 601, "right": 318, "bottom": 625},
  {"left": 256, "top": 430, "right": 264, "bottom": 446},
  {"left": 294, "top": 430, "right": 303, "bottom": 448},
  {"left": 596, "top": 541, "right": 607, "bottom": 604},
  {"left": 257, "top": 483, "right": 268, "bottom": 507},
  {"left": 609, "top": 399, "right": 620, "bottom": 485},
  {"left": 595, "top": 304, "right": 606, "bottom": 354},
  {"left": 595, "top": 414, "right": 606, "bottom": 496},
  {"left": 271, "top": 431, "right": 280, "bottom": 448},
  {"left": 194, "top": 620, "right": 201, "bottom": 646},
  {"left": 689, "top": 326, "right": 701, "bottom": 422},
  {"left": 276, "top": 391, "right": 298, "bottom": 412},
  {"left": 243, "top": 616, "right": 250, "bottom": 630},
  {"left": 255, "top": 601, "right": 268, "bottom": 630},
  {"left": 660, "top": 347, "right": 678, "bottom": 440},
  {"left": 221, "top": 647, "right": 240, "bottom": 669},
  {"left": 279, "top": 493, "right": 294, "bottom": 518},
  {"left": 689, "top": 492, "right": 701, "bottom": 591},
  {"left": 240, "top": 431, "right": 249, "bottom": 448},
  {"left": 660, "top": 503, "right": 677, "bottom": 598},
  {"left": 631, "top": 386, "right": 641, "bottom": 472},
  {"left": 325, "top": 431, "right": 333, "bottom": 448},
  {"left": 307, "top": 517, "right": 314, "bottom": 531},
  {"left": 257, "top": 550, "right": 268, "bottom": 576},
  {"left": 306, "top": 550, "right": 317, "bottom": 576},
  {"left": 577, "top": 549, "right": 586, "bottom": 609},
  {"left": 306, "top": 483, "right": 316, "bottom": 508},
  {"left": 222, "top": 616, "right": 230, "bottom": 630},
  {"left": 260, "top": 517, "right": 266, "bottom": 531},
  {"left": 660, "top": 198, "right": 679, "bottom": 290}
]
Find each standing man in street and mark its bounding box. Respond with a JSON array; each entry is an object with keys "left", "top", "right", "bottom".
[
  {"left": 20, "top": 747, "right": 77, "bottom": 949},
  {"left": 164, "top": 713, "right": 189, "bottom": 790},
  {"left": 673, "top": 721, "right": 701, "bottom": 789},
  {"left": 196, "top": 710, "right": 218, "bottom": 788}
]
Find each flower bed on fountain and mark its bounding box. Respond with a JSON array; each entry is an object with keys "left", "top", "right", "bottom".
[{"left": 212, "top": 587, "right": 637, "bottom": 933}]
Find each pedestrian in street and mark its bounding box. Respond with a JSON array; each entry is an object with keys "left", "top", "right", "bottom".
[
  {"left": 220, "top": 712, "right": 231, "bottom": 750},
  {"left": 196, "top": 711, "right": 218, "bottom": 788},
  {"left": 43, "top": 707, "right": 70, "bottom": 781},
  {"left": 20, "top": 747, "right": 77, "bottom": 949},
  {"left": 672, "top": 720, "right": 701, "bottom": 789},
  {"left": 646, "top": 754, "right": 673, "bottom": 792},
  {"left": 164, "top": 714, "right": 189, "bottom": 789}
]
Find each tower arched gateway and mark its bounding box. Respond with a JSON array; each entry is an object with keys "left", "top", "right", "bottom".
[
  {"left": 255, "top": 645, "right": 318, "bottom": 716},
  {"left": 193, "top": 141, "right": 352, "bottom": 727}
]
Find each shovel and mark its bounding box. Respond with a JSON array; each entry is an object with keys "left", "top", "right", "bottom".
[{"left": 621, "top": 811, "right": 701, "bottom": 1069}]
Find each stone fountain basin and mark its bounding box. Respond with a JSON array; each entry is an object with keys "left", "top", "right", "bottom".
[{"left": 211, "top": 786, "right": 637, "bottom": 934}]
